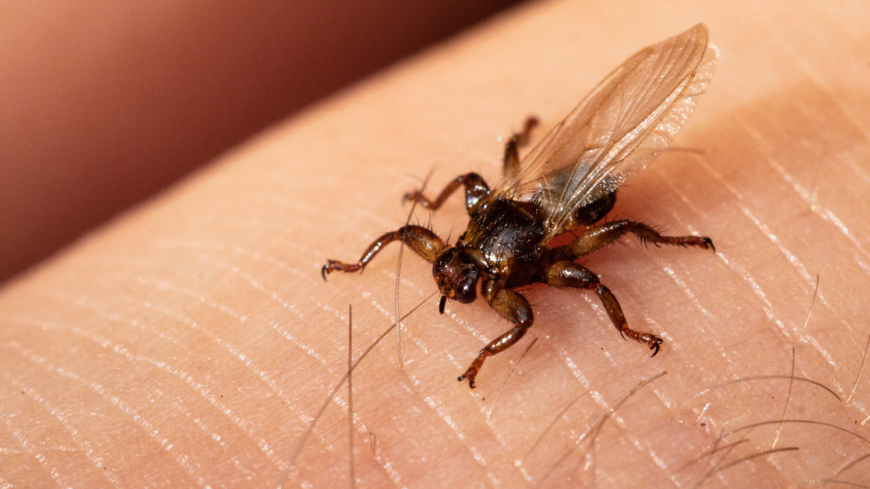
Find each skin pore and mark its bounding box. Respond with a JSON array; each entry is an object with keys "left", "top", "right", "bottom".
[{"left": 2, "top": 1, "right": 870, "bottom": 488}]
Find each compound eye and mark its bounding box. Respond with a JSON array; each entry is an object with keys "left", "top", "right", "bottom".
[{"left": 455, "top": 275, "right": 478, "bottom": 304}]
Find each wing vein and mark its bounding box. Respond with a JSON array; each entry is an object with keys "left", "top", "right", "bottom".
[{"left": 494, "top": 24, "right": 717, "bottom": 239}]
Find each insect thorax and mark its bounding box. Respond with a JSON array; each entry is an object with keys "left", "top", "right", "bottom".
[{"left": 461, "top": 198, "right": 548, "bottom": 277}]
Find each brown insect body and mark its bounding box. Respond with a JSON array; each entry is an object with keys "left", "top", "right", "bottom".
[
  {"left": 460, "top": 198, "right": 546, "bottom": 286},
  {"left": 323, "top": 24, "right": 718, "bottom": 388}
]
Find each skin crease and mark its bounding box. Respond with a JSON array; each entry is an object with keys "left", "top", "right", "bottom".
[{"left": 2, "top": 1, "right": 870, "bottom": 488}]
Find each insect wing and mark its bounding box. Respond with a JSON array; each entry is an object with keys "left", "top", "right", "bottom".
[{"left": 501, "top": 23, "right": 717, "bottom": 237}]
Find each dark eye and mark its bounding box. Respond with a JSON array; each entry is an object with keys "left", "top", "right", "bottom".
[{"left": 455, "top": 275, "right": 478, "bottom": 304}]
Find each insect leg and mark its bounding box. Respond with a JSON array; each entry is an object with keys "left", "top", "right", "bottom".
[
  {"left": 403, "top": 173, "right": 490, "bottom": 212},
  {"left": 565, "top": 220, "right": 714, "bottom": 258},
  {"left": 322, "top": 225, "right": 445, "bottom": 280},
  {"left": 539, "top": 260, "right": 663, "bottom": 355},
  {"left": 458, "top": 282, "right": 533, "bottom": 389},
  {"left": 502, "top": 116, "right": 539, "bottom": 180}
]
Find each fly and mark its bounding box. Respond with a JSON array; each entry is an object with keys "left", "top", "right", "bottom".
[{"left": 322, "top": 24, "right": 718, "bottom": 388}]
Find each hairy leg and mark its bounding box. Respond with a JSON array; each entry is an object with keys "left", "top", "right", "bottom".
[
  {"left": 502, "top": 116, "right": 538, "bottom": 180},
  {"left": 565, "top": 219, "right": 715, "bottom": 258},
  {"left": 404, "top": 115, "right": 535, "bottom": 212},
  {"left": 322, "top": 225, "right": 445, "bottom": 278},
  {"left": 539, "top": 260, "right": 663, "bottom": 354},
  {"left": 458, "top": 281, "right": 534, "bottom": 388},
  {"left": 402, "top": 172, "right": 491, "bottom": 211}
]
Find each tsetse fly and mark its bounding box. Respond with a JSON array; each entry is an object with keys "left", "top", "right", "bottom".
[{"left": 323, "top": 24, "right": 718, "bottom": 388}]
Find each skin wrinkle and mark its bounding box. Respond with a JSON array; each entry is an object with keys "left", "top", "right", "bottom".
[
  {"left": 734, "top": 175, "right": 824, "bottom": 288},
  {"left": 2, "top": 377, "right": 124, "bottom": 488},
  {"left": 657, "top": 201, "right": 845, "bottom": 416},
  {"left": 193, "top": 254, "right": 328, "bottom": 366},
  {"left": 154, "top": 238, "right": 310, "bottom": 279},
  {"left": 170, "top": 398, "right": 234, "bottom": 458},
  {"left": 417, "top": 395, "right": 493, "bottom": 472},
  {"left": 363, "top": 289, "right": 432, "bottom": 351},
  {"left": 738, "top": 205, "right": 842, "bottom": 367},
  {"left": 394, "top": 175, "right": 433, "bottom": 374},
  {"left": 279, "top": 311, "right": 424, "bottom": 489},
  {"left": 127, "top": 276, "right": 318, "bottom": 416},
  {"left": 1, "top": 312, "right": 291, "bottom": 477},
  {"left": 732, "top": 126, "right": 814, "bottom": 272},
  {"left": 699, "top": 447, "right": 800, "bottom": 487},
  {"left": 334, "top": 307, "right": 507, "bottom": 483},
  {"left": 522, "top": 390, "right": 589, "bottom": 462},
  {"left": 798, "top": 274, "right": 820, "bottom": 340},
  {"left": 741, "top": 105, "right": 870, "bottom": 264},
  {"left": 604, "top": 411, "right": 674, "bottom": 481},
  {"left": 765, "top": 144, "right": 870, "bottom": 265},
  {"left": 3, "top": 410, "right": 68, "bottom": 487},
  {"left": 5, "top": 342, "right": 202, "bottom": 485},
  {"left": 361, "top": 290, "right": 530, "bottom": 483},
  {"left": 538, "top": 372, "right": 669, "bottom": 485},
  {"left": 539, "top": 291, "right": 594, "bottom": 385},
  {"left": 114, "top": 281, "right": 347, "bottom": 478},
  {"left": 486, "top": 337, "right": 538, "bottom": 421},
  {"left": 769, "top": 27, "right": 870, "bottom": 149},
  {"left": 716, "top": 251, "right": 785, "bottom": 328},
  {"left": 340, "top": 414, "right": 399, "bottom": 487},
  {"left": 650, "top": 163, "right": 792, "bottom": 338},
  {"left": 695, "top": 153, "right": 745, "bottom": 200},
  {"left": 343, "top": 420, "right": 400, "bottom": 489},
  {"left": 696, "top": 113, "right": 866, "bottom": 395},
  {"left": 40, "top": 289, "right": 304, "bottom": 475},
  {"left": 46, "top": 290, "right": 184, "bottom": 345}
]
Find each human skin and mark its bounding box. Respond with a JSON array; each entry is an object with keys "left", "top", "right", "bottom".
[
  {"left": 2, "top": 1, "right": 870, "bottom": 488},
  {"left": 0, "top": 0, "right": 521, "bottom": 284}
]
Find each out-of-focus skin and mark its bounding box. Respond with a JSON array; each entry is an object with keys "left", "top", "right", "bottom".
[
  {"left": 0, "top": 0, "right": 522, "bottom": 284},
  {"left": 2, "top": 1, "right": 870, "bottom": 487}
]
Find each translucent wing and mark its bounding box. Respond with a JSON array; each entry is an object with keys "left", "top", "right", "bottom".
[{"left": 498, "top": 24, "right": 717, "bottom": 238}]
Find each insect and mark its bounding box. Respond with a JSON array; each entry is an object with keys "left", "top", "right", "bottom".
[{"left": 322, "top": 24, "right": 718, "bottom": 388}]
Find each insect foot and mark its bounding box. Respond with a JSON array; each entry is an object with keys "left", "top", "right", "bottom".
[
  {"left": 701, "top": 237, "right": 716, "bottom": 253},
  {"left": 457, "top": 350, "right": 492, "bottom": 389},
  {"left": 401, "top": 190, "right": 426, "bottom": 207},
  {"left": 321, "top": 260, "right": 362, "bottom": 281},
  {"left": 639, "top": 333, "right": 663, "bottom": 357}
]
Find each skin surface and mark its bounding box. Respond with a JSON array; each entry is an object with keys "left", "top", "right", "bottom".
[
  {"left": 2, "top": 1, "right": 870, "bottom": 487},
  {"left": 0, "top": 0, "right": 521, "bottom": 283}
]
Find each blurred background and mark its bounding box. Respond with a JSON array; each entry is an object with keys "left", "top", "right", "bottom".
[{"left": 0, "top": 0, "right": 526, "bottom": 285}]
